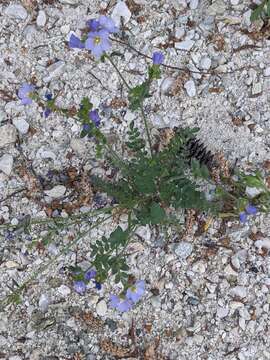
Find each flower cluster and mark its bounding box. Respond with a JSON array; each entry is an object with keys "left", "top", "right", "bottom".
[
  {"left": 73, "top": 268, "right": 101, "bottom": 295},
  {"left": 239, "top": 204, "right": 258, "bottom": 223},
  {"left": 69, "top": 15, "right": 118, "bottom": 59},
  {"left": 109, "top": 280, "right": 145, "bottom": 312}
]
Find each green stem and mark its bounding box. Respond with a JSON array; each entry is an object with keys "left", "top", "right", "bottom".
[
  {"left": 139, "top": 101, "right": 153, "bottom": 157},
  {"left": 0, "top": 213, "right": 113, "bottom": 310},
  {"left": 106, "top": 56, "right": 131, "bottom": 90},
  {"left": 0, "top": 206, "right": 114, "bottom": 230}
]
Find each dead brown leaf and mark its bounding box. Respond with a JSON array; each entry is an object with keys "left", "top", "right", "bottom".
[{"left": 100, "top": 339, "right": 137, "bottom": 358}]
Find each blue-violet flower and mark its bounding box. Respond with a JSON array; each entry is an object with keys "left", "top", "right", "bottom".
[
  {"left": 84, "top": 269, "right": 97, "bottom": 281},
  {"left": 85, "top": 29, "right": 111, "bottom": 59},
  {"left": 126, "top": 280, "right": 145, "bottom": 303},
  {"left": 73, "top": 280, "right": 86, "bottom": 295},
  {"left": 152, "top": 51, "right": 164, "bottom": 65},
  {"left": 98, "top": 15, "right": 118, "bottom": 33},
  {"left": 18, "top": 83, "right": 35, "bottom": 105},
  {"left": 109, "top": 294, "right": 133, "bottom": 312},
  {"left": 245, "top": 204, "right": 258, "bottom": 215},
  {"left": 89, "top": 109, "right": 101, "bottom": 127},
  {"left": 69, "top": 34, "right": 85, "bottom": 49}
]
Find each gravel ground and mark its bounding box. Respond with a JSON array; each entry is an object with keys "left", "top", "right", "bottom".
[{"left": 1, "top": 0, "right": 270, "bottom": 359}]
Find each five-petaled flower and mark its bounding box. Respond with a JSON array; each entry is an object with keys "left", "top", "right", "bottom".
[
  {"left": 69, "top": 34, "right": 85, "bottom": 49},
  {"left": 89, "top": 109, "right": 101, "bottom": 127},
  {"left": 126, "top": 280, "right": 145, "bottom": 303},
  {"left": 152, "top": 51, "right": 164, "bottom": 65},
  {"left": 84, "top": 269, "right": 97, "bottom": 281},
  {"left": 99, "top": 15, "right": 119, "bottom": 33},
  {"left": 85, "top": 29, "right": 111, "bottom": 59},
  {"left": 73, "top": 280, "right": 86, "bottom": 295},
  {"left": 239, "top": 204, "right": 258, "bottom": 223},
  {"left": 18, "top": 83, "right": 35, "bottom": 105},
  {"left": 109, "top": 294, "right": 133, "bottom": 312}
]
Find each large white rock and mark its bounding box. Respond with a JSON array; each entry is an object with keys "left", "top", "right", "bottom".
[
  {"left": 175, "top": 40, "right": 195, "bottom": 51},
  {"left": 96, "top": 300, "right": 107, "bottom": 316},
  {"left": 43, "top": 61, "right": 66, "bottom": 83},
  {"left": 0, "top": 154, "right": 13, "bottom": 175},
  {"left": 184, "top": 79, "right": 197, "bottom": 97},
  {"left": 111, "top": 1, "right": 132, "bottom": 27},
  {"left": 36, "top": 10, "right": 47, "bottom": 27},
  {"left": 0, "top": 124, "right": 17, "bottom": 148},
  {"left": 44, "top": 185, "right": 66, "bottom": 199},
  {"left": 4, "top": 4, "right": 28, "bottom": 20},
  {"left": 12, "top": 118, "right": 29, "bottom": 134}
]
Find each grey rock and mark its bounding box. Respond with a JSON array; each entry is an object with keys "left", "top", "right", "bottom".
[
  {"left": 200, "top": 57, "right": 211, "bottom": 70},
  {"left": 174, "top": 242, "right": 193, "bottom": 259},
  {"left": 96, "top": 300, "right": 107, "bottom": 316},
  {"left": 0, "top": 124, "right": 17, "bottom": 148},
  {"left": 160, "top": 77, "right": 175, "bottom": 95},
  {"left": 245, "top": 186, "right": 262, "bottom": 198},
  {"left": 44, "top": 185, "right": 66, "bottom": 199},
  {"left": 36, "top": 10, "right": 47, "bottom": 27},
  {"left": 208, "top": 0, "right": 226, "bottom": 15},
  {"left": 111, "top": 1, "right": 132, "bottom": 27},
  {"left": 13, "top": 118, "right": 29, "bottom": 134},
  {"left": 70, "top": 138, "right": 86, "bottom": 156},
  {"left": 105, "top": 319, "right": 118, "bottom": 331},
  {"left": 23, "top": 25, "right": 37, "bottom": 42},
  {"left": 252, "top": 82, "right": 262, "bottom": 95},
  {"left": 4, "top": 4, "right": 28, "bottom": 20},
  {"left": 175, "top": 40, "right": 195, "bottom": 51},
  {"left": 216, "top": 306, "right": 229, "bottom": 318},
  {"left": 57, "top": 285, "right": 71, "bottom": 296},
  {"left": 39, "top": 294, "right": 49, "bottom": 313},
  {"left": 230, "top": 286, "right": 247, "bottom": 298},
  {"left": 264, "top": 67, "right": 270, "bottom": 77},
  {"left": 59, "top": 0, "right": 79, "bottom": 3},
  {"left": 43, "top": 61, "right": 66, "bottom": 83},
  {"left": 0, "top": 154, "right": 13, "bottom": 175},
  {"left": 190, "top": 0, "right": 199, "bottom": 9},
  {"left": 184, "top": 79, "right": 196, "bottom": 97}
]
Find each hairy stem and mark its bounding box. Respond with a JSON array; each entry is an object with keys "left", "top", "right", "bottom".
[{"left": 0, "top": 213, "right": 113, "bottom": 310}]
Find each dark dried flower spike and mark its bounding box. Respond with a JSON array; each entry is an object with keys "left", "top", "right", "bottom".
[{"left": 186, "top": 137, "right": 216, "bottom": 169}]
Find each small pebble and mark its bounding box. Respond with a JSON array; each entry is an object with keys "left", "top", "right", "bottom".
[
  {"left": 96, "top": 300, "right": 107, "bottom": 316},
  {"left": 36, "top": 10, "right": 47, "bottom": 27},
  {"left": 0, "top": 124, "right": 17, "bottom": 148},
  {"left": 4, "top": 4, "right": 28, "bottom": 20},
  {"left": 230, "top": 286, "right": 247, "bottom": 298},
  {"left": 184, "top": 79, "right": 197, "bottom": 97},
  {"left": 264, "top": 67, "right": 270, "bottom": 77},
  {"left": 12, "top": 118, "right": 29, "bottom": 135},
  {"left": 57, "top": 285, "right": 71, "bottom": 297},
  {"left": 174, "top": 242, "right": 193, "bottom": 259},
  {"left": 175, "top": 40, "right": 195, "bottom": 51},
  {"left": 44, "top": 185, "right": 66, "bottom": 199},
  {"left": 39, "top": 294, "right": 49, "bottom": 313},
  {"left": 111, "top": 1, "right": 132, "bottom": 27},
  {"left": 0, "top": 154, "right": 13, "bottom": 175}
]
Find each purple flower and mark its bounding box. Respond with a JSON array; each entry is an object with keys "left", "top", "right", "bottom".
[
  {"left": 89, "top": 109, "right": 101, "bottom": 127},
  {"left": 98, "top": 15, "right": 118, "bottom": 33},
  {"left": 152, "top": 51, "right": 164, "bottom": 65},
  {"left": 87, "top": 19, "right": 100, "bottom": 31},
  {"left": 109, "top": 294, "right": 133, "bottom": 312},
  {"left": 126, "top": 280, "right": 145, "bottom": 303},
  {"left": 73, "top": 280, "right": 86, "bottom": 295},
  {"left": 239, "top": 212, "right": 247, "bottom": 223},
  {"left": 95, "top": 281, "right": 102, "bottom": 290},
  {"left": 18, "top": 83, "right": 35, "bottom": 105},
  {"left": 84, "top": 269, "right": 97, "bottom": 281},
  {"left": 245, "top": 204, "right": 257, "bottom": 215},
  {"left": 44, "top": 108, "right": 51, "bottom": 118},
  {"left": 45, "top": 93, "right": 53, "bottom": 101},
  {"left": 44, "top": 93, "right": 53, "bottom": 118},
  {"left": 85, "top": 29, "right": 111, "bottom": 59},
  {"left": 83, "top": 123, "right": 91, "bottom": 133},
  {"left": 69, "top": 34, "right": 85, "bottom": 49}
]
